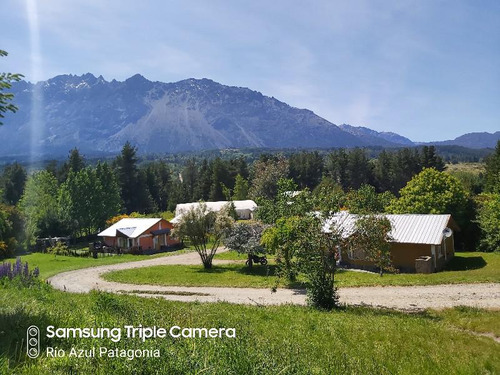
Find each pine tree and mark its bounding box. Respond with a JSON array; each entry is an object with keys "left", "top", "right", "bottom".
[
  {"left": 59, "top": 148, "right": 86, "bottom": 183},
  {"left": 209, "top": 158, "right": 230, "bottom": 201},
  {"left": 195, "top": 159, "right": 212, "bottom": 200},
  {"left": 347, "top": 148, "right": 373, "bottom": 189},
  {"left": 325, "top": 149, "right": 349, "bottom": 189},
  {"left": 144, "top": 161, "right": 172, "bottom": 211},
  {"left": 421, "top": 146, "right": 445, "bottom": 171},
  {"left": 113, "top": 142, "right": 141, "bottom": 213}
]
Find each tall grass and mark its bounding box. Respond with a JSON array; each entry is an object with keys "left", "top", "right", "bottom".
[{"left": 0, "top": 283, "right": 498, "bottom": 374}]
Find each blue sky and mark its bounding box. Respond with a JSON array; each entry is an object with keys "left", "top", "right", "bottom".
[{"left": 2, "top": 0, "right": 499, "bottom": 141}]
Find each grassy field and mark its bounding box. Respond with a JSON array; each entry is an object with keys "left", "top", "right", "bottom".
[
  {"left": 104, "top": 252, "right": 500, "bottom": 288},
  {"left": 5, "top": 249, "right": 191, "bottom": 279},
  {"left": 445, "top": 162, "right": 486, "bottom": 174},
  {"left": 213, "top": 251, "right": 249, "bottom": 260},
  {"left": 0, "top": 282, "right": 498, "bottom": 374}
]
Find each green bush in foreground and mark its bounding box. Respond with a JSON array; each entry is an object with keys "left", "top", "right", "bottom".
[{"left": 0, "top": 283, "right": 498, "bottom": 374}]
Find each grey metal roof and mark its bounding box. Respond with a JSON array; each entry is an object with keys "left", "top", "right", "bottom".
[{"left": 323, "top": 212, "right": 453, "bottom": 245}]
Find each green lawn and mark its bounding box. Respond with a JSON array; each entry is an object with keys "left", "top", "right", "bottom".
[
  {"left": 104, "top": 263, "right": 288, "bottom": 288},
  {"left": 336, "top": 251, "right": 500, "bottom": 287},
  {"left": 6, "top": 249, "right": 191, "bottom": 279},
  {"left": 104, "top": 252, "right": 500, "bottom": 289},
  {"left": 0, "top": 282, "right": 498, "bottom": 374},
  {"left": 213, "top": 251, "right": 249, "bottom": 260}
]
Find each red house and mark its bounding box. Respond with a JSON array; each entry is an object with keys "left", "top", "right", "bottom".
[{"left": 98, "top": 218, "right": 179, "bottom": 251}]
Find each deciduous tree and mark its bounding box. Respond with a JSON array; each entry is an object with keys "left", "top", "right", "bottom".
[
  {"left": 349, "top": 215, "right": 394, "bottom": 276},
  {"left": 0, "top": 50, "right": 23, "bottom": 125},
  {"left": 256, "top": 179, "right": 313, "bottom": 224},
  {"left": 224, "top": 221, "right": 267, "bottom": 267},
  {"left": 388, "top": 168, "right": 468, "bottom": 217},
  {"left": 485, "top": 141, "right": 500, "bottom": 193},
  {"left": 345, "top": 184, "right": 394, "bottom": 214},
  {"left": 173, "top": 203, "right": 234, "bottom": 269},
  {"left": 249, "top": 156, "right": 289, "bottom": 201},
  {"left": 476, "top": 193, "right": 500, "bottom": 252},
  {"left": 262, "top": 215, "right": 342, "bottom": 309},
  {"left": 18, "top": 171, "right": 61, "bottom": 242}
]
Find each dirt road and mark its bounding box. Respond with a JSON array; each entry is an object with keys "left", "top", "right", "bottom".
[{"left": 47, "top": 250, "right": 500, "bottom": 310}]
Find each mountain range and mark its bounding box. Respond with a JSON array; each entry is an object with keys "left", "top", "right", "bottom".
[{"left": 1, "top": 73, "right": 498, "bottom": 157}]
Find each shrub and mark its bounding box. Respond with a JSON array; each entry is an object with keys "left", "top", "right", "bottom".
[{"left": 47, "top": 242, "right": 70, "bottom": 256}]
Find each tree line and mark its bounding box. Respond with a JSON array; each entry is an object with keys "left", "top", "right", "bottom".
[{"left": 0, "top": 141, "right": 499, "bottom": 258}]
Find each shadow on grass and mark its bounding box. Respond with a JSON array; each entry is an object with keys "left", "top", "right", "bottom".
[
  {"left": 194, "top": 266, "right": 231, "bottom": 274},
  {"left": 194, "top": 265, "right": 278, "bottom": 277},
  {"left": 444, "top": 256, "right": 487, "bottom": 271},
  {"left": 193, "top": 264, "right": 307, "bottom": 289},
  {"left": 236, "top": 265, "right": 277, "bottom": 277},
  {"left": 0, "top": 308, "right": 56, "bottom": 367}
]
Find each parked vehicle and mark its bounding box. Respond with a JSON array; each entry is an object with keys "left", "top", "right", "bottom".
[{"left": 246, "top": 254, "right": 268, "bottom": 266}]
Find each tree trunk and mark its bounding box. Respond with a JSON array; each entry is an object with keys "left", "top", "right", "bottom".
[{"left": 247, "top": 253, "right": 253, "bottom": 268}]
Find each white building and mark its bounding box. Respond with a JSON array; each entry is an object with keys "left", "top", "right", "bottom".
[{"left": 171, "top": 200, "right": 258, "bottom": 224}]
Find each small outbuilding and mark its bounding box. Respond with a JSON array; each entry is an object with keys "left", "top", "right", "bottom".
[
  {"left": 98, "top": 218, "right": 179, "bottom": 251},
  {"left": 171, "top": 200, "right": 258, "bottom": 224},
  {"left": 324, "top": 212, "right": 459, "bottom": 273}
]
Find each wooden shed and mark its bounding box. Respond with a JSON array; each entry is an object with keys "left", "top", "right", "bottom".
[{"left": 324, "top": 212, "right": 459, "bottom": 273}]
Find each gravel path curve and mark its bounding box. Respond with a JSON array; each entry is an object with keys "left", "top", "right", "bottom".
[{"left": 47, "top": 250, "right": 500, "bottom": 311}]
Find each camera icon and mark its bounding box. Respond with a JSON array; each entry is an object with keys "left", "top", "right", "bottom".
[{"left": 26, "top": 325, "right": 40, "bottom": 359}]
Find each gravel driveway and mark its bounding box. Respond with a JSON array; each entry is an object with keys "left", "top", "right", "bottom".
[{"left": 47, "top": 249, "right": 500, "bottom": 311}]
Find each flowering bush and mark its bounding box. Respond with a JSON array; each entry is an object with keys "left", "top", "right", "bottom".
[{"left": 0, "top": 257, "right": 40, "bottom": 285}]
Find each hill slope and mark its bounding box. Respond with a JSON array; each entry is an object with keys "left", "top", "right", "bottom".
[
  {"left": 1, "top": 74, "right": 399, "bottom": 157},
  {"left": 425, "top": 132, "right": 500, "bottom": 149}
]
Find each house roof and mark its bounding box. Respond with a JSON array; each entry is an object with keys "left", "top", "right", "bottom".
[
  {"left": 173, "top": 200, "right": 257, "bottom": 223},
  {"left": 323, "top": 211, "right": 456, "bottom": 245},
  {"left": 98, "top": 218, "right": 161, "bottom": 238}
]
